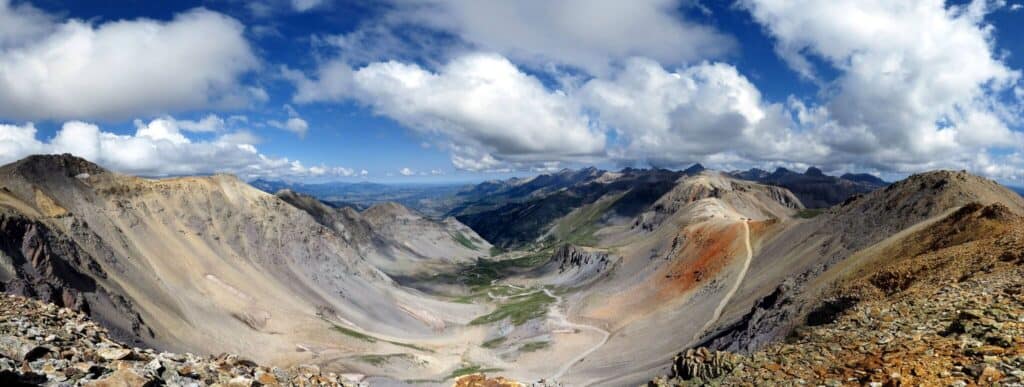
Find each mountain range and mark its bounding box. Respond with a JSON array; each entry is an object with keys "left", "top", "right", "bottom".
[
  {"left": 727, "top": 166, "right": 888, "bottom": 208},
  {"left": 2, "top": 154, "right": 1023, "bottom": 386}
]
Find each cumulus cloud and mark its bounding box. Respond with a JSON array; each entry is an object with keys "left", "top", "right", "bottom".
[
  {"left": 288, "top": 53, "right": 606, "bottom": 170},
  {"left": 400, "top": 0, "right": 734, "bottom": 75},
  {"left": 267, "top": 104, "right": 309, "bottom": 138},
  {"left": 177, "top": 114, "right": 227, "bottom": 132},
  {"left": 0, "top": 0, "right": 53, "bottom": 48},
  {"left": 277, "top": 0, "right": 1024, "bottom": 181},
  {"left": 581, "top": 58, "right": 824, "bottom": 167},
  {"left": 268, "top": 118, "right": 309, "bottom": 138},
  {"left": 0, "top": 5, "right": 260, "bottom": 121},
  {"left": 741, "top": 0, "right": 1022, "bottom": 174},
  {"left": 399, "top": 167, "right": 415, "bottom": 176},
  {"left": 0, "top": 118, "right": 356, "bottom": 179}
]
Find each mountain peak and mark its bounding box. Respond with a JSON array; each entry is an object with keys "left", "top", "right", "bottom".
[
  {"left": 1, "top": 154, "right": 107, "bottom": 179},
  {"left": 683, "top": 163, "right": 706, "bottom": 174},
  {"left": 804, "top": 166, "right": 824, "bottom": 177},
  {"left": 363, "top": 201, "right": 416, "bottom": 219},
  {"left": 840, "top": 172, "right": 887, "bottom": 185},
  {"left": 768, "top": 167, "right": 794, "bottom": 180},
  {"left": 833, "top": 170, "right": 1024, "bottom": 242}
]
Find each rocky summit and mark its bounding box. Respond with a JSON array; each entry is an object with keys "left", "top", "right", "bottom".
[
  {"left": 649, "top": 264, "right": 1024, "bottom": 386},
  {"left": 0, "top": 294, "right": 359, "bottom": 386}
]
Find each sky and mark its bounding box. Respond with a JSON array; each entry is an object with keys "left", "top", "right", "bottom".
[{"left": 0, "top": 0, "right": 1023, "bottom": 184}]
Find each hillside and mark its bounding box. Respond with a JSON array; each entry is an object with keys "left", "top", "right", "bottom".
[
  {"left": 276, "top": 190, "right": 491, "bottom": 276},
  {"left": 452, "top": 167, "right": 692, "bottom": 248},
  {"left": 0, "top": 154, "right": 490, "bottom": 383},
  {"left": 690, "top": 171, "right": 1024, "bottom": 357},
  {"left": 648, "top": 201, "right": 1024, "bottom": 385}
]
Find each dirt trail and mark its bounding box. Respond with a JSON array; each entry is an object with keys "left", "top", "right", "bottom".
[
  {"left": 546, "top": 288, "right": 611, "bottom": 383},
  {"left": 694, "top": 220, "right": 752, "bottom": 341}
]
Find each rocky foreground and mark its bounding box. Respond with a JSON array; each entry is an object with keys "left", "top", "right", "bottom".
[
  {"left": 0, "top": 294, "right": 361, "bottom": 386},
  {"left": 649, "top": 249, "right": 1024, "bottom": 386}
]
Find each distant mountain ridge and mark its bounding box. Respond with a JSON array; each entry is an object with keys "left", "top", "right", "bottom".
[
  {"left": 275, "top": 189, "right": 491, "bottom": 276},
  {"left": 249, "top": 178, "right": 466, "bottom": 217},
  {"left": 448, "top": 166, "right": 694, "bottom": 248},
  {"left": 727, "top": 166, "right": 888, "bottom": 208}
]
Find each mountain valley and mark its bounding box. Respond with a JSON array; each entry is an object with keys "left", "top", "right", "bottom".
[{"left": 2, "top": 154, "right": 1024, "bottom": 386}]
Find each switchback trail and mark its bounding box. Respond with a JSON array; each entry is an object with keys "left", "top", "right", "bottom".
[
  {"left": 546, "top": 288, "right": 611, "bottom": 383},
  {"left": 694, "top": 220, "right": 752, "bottom": 341}
]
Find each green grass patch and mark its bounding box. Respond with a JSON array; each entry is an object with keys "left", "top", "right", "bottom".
[
  {"left": 439, "top": 251, "right": 553, "bottom": 291},
  {"left": 330, "top": 324, "right": 377, "bottom": 342},
  {"left": 328, "top": 322, "right": 432, "bottom": 352},
  {"left": 451, "top": 293, "right": 486, "bottom": 304},
  {"left": 550, "top": 192, "right": 624, "bottom": 246},
  {"left": 481, "top": 336, "right": 507, "bottom": 349},
  {"left": 446, "top": 365, "right": 503, "bottom": 380},
  {"left": 519, "top": 341, "right": 550, "bottom": 352},
  {"left": 451, "top": 283, "right": 535, "bottom": 304},
  {"left": 355, "top": 353, "right": 413, "bottom": 366},
  {"left": 796, "top": 208, "right": 824, "bottom": 218},
  {"left": 451, "top": 231, "right": 479, "bottom": 250},
  {"left": 469, "top": 291, "right": 555, "bottom": 326},
  {"left": 383, "top": 339, "right": 431, "bottom": 352}
]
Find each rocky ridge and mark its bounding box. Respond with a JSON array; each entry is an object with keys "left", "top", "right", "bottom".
[
  {"left": 649, "top": 263, "right": 1024, "bottom": 386},
  {"left": 0, "top": 294, "right": 359, "bottom": 386},
  {"left": 647, "top": 201, "right": 1024, "bottom": 386}
]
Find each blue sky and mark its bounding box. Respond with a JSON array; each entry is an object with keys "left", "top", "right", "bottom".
[{"left": 1, "top": 0, "right": 1023, "bottom": 184}]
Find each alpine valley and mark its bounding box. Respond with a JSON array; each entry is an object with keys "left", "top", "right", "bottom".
[{"left": 3, "top": 154, "right": 1024, "bottom": 386}]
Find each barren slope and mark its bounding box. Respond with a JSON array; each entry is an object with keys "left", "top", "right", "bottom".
[
  {"left": 0, "top": 155, "right": 488, "bottom": 383},
  {"left": 277, "top": 190, "right": 491, "bottom": 276}
]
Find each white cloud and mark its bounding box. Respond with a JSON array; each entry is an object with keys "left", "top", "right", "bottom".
[
  {"left": 0, "top": 122, "right": 45, "bottom": 159},
  {"left": 581, "top": 58, "right": 823, "bottom": 166},
  {"left": 741, "top": 0, "right": 1022, "bottom": 173},
  {"left": 1010, "top": 4, "right": 1022, "bottom": 11},
  {"left": 399, "top": 167, "right": 415, "bottom": 176},
  {"left": 268, "top": 118, "right": 309, "bottom": 138},
  {"left": 288, "top": 53, "right": 606, "bottom": 170},
  {"left": 400, "top": 0, "right": 734, "bottom": 75},
  {"left": 291, "top": 0, "right": 325, "bottom": 12},
  {"left": 277, "top": 0, "right": 1024, "bottom": 182},
  {"left": 0, "top": 0, "right": 53, "bottom": 49},
  {"left": 0, "top": 118, "right": 355, "bottom": 180},
  {"left": 268, "top": 104, "right": 309, "bottom": 138},
  {"left": 177, "top": 114, "right": 227, "bottom": 132},
  {"left": 0, "top": 6, "right": 259, "bottom": 120}
]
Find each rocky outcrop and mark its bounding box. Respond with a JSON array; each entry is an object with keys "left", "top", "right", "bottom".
[
  {"left": 671, "top": 347, "right": 738, "bottom": 381},
  {"left": 0, "top": 294, "right": 359, "bottom": 386},
  {"left": 0, "top": 211, "right": 94, "bottom": 312},
  {"left": 554, "top": 244, "right": 610, "bottom": 274}
]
